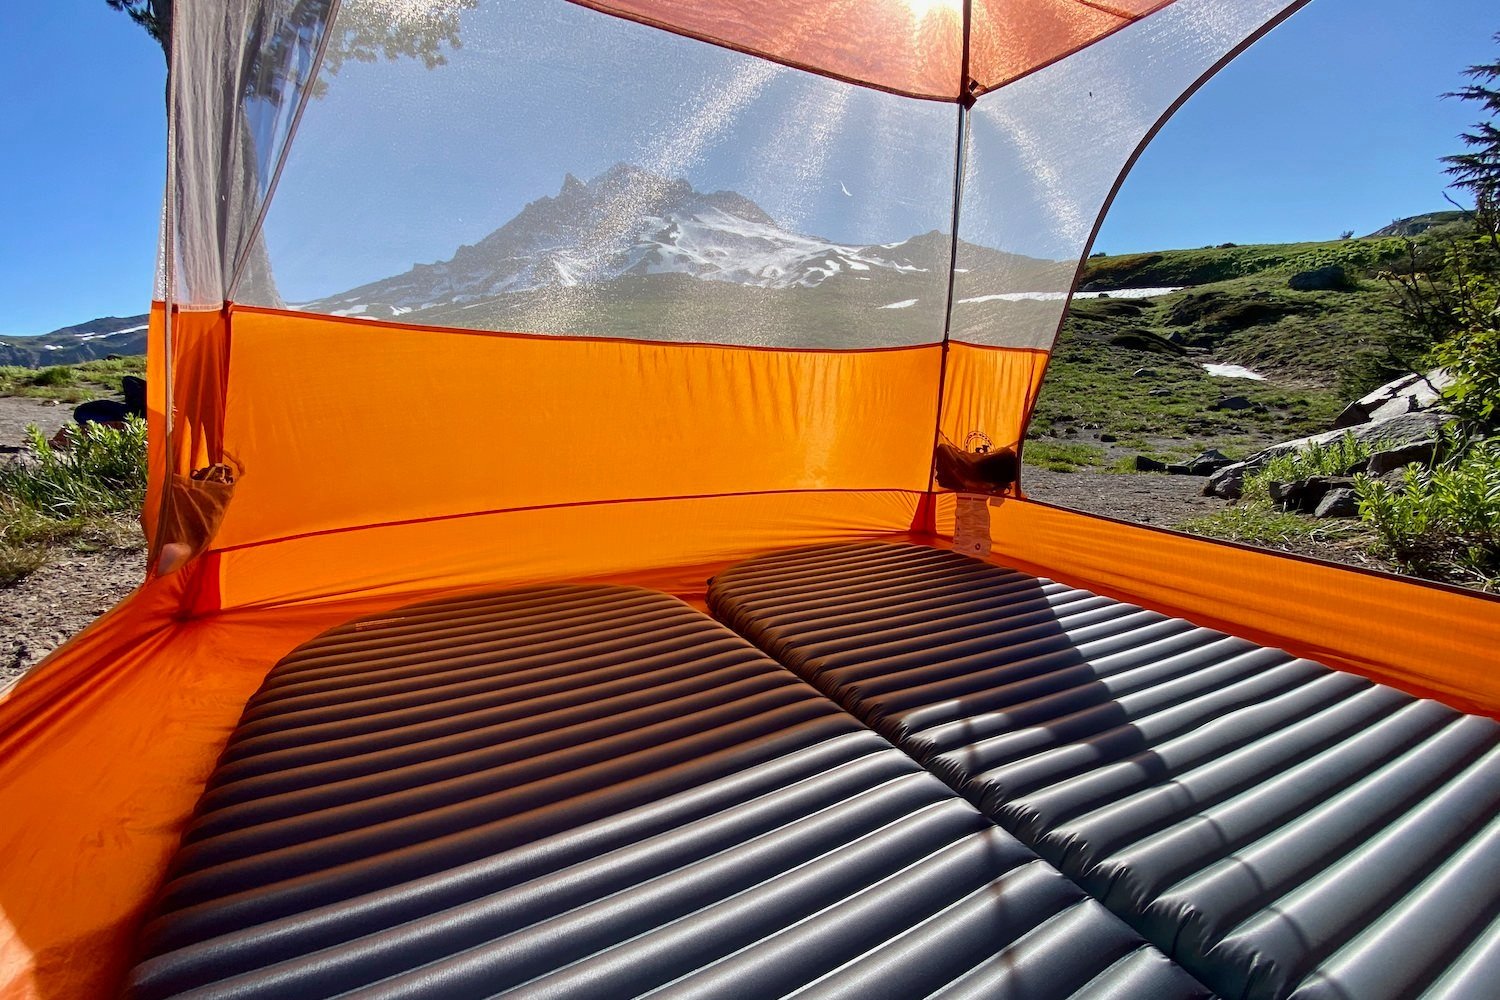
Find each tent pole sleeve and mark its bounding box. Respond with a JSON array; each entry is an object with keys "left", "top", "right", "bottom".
[{"left": 922, "top": 98, "right": 971, "bottom": 500}]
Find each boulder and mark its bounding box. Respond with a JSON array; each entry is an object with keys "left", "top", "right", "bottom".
[
  {"left": 1314, "top": 488, "right": 1361, "bottom": 518},
  {"left": 1203, "top": 462, "right": 1247, "bottom": 499},
  {"left": 1185, "top": 448, "right": 1235, "bottom": 475},
  {"left": 1267, "top": 480, "right": 1306, "bottom": 508},
  {"left": 1134, "top": 455, "right": 1168, "bottom": 473},
  {"left": 1250, "top": 410, "right": 1446, "bottom": 467},
  {"left": 1211, "top": 395, "right": 1254, "bottom": 412},
  {"left": 1333, "top": 368, "right": 1452, "bottom": 429},
  {"left": 1132, "top": 368, "right": 1158, "bottom": 378},
  {"left": 1367, "top": 441, "right": 1439, "bottom": 476},
  {"left": 1288, "top": 265, "right": 1351, "bottom": 292}
]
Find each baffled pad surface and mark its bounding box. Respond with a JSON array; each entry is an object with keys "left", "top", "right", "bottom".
[
  {"left": 708, "top": 542, "right": 1500, "bottom": 1000},
  {"left": 128, "top": 584, "right": 1208, "bottom": 1000}
]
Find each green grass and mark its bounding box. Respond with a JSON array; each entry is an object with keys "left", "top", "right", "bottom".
[
  {"left": 1177, "top": 501, "right": 1364, "bottom": 550},
  {"left": 1023, "top": 441, "right": 1105, "bottom": 472},
  {"left": 0, "top": 356, "right": 145, "bottom": 402},
  {"left": 0, "top": 419, "right": 147, "bottom": 584},
  {"left": 1081, "top": 237, "right": 1409, "bottom": 292},
  {"left": 1356, "top": 441, "right": 1500, "bottom": 590}
]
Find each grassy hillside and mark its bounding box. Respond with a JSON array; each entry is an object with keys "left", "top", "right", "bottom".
[{"left": 1025, "top": 233, "right": 1425, "bottom": 471}]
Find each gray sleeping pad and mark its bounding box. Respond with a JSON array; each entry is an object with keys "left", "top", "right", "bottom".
[
  {"left": 128, "top": 584, "right": 1209, "bottom": 1000},
  {"left": 708, "top": 542, "right": 1500, "bottom": 1000}
]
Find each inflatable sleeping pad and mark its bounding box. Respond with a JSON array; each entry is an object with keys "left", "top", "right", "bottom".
[
  {"left": 708, "top": 542, "right": 1500, "bottom": 1000},
  {"left": 128, "top": 584, "right": 1209, "bottom": 1000}
]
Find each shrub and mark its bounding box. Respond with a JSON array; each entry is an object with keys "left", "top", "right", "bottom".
[
  {"left": 1356, "top": 440, "right": 1500, "bottom": 588},
  {"left": 29, "top": 366, "right": 75, "bottom": 388},
  {"left": 0, "top": 419, "right": 148, "bottom": 519},
  {"left": 1243, "top": 433, "right": 1370, "bottom": 504},
  {"left": 0, "top": 419, "right": 147, "bottom": 585}
]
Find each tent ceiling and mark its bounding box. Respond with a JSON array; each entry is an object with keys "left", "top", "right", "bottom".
[{"left": 569, "top": 0, "right": 1176, "bottom": 101}]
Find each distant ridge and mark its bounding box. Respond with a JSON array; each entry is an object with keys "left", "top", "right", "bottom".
[
  {"left": 0, "top": 315, "right": 149, "bottom": 367},
  {"left": 1364, "top": 210, "right": 1468, "bottom": 238}
]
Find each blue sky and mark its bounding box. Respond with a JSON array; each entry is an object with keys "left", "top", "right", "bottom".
[{"left": 0, "top": 0, "right": 1495, "bottom": 334}]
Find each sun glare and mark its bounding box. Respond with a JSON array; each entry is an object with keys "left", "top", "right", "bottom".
[{"left": 899, "top": 0, "right": 963, "bottom": 22}]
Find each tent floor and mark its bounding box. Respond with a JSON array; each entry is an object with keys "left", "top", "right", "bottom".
[
  {"left": 127, "top": 584, "right": 1208, "bottom": 1000},
  {"left": 707, "top": 542, "right": 1500, "bottom": 1000}
]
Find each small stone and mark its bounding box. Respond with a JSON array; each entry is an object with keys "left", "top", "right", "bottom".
[
  {"left": 1210, "top": 395, "right": 1253, "bottom": 412},
  {"left": 1132, "top": 368, "right": 1158, "bottom": 378},
  {"left": 1100, "top": 433, "right": 1117, "bottom": 443},
  {"left": 1314, "top": 488, "right": 1360, "bottom": 518},
  {"left": 1203, "top": 462, "right": 1247, "bottom": 499}
]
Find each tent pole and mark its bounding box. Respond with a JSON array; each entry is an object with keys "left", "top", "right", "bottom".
[{"left": 919, "top": 0, "right": 975, "bottom": 516}]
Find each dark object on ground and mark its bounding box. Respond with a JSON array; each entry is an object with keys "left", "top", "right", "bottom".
[
  {"left": 1135, "top": 455, "right": 1168, "bottom": 473},
  {"left": 1315, "top": 487, "right": 1361, "bottom": 518},
  {"left": 129, "top": 584, "right": 1207, "bottom": 1000},
  {"left": 1183, "top": 448, "right": 1234, "bottom": 476},
  {"left": 1368, "top": 441, "right": 1440, "bottom": 476},
  {"left": 1209, "top": 395, "right": 1253, "bottom": 412},
  {"left": 709, "top": 541, "right": 1500, "bottom": 1000},
  {"left": 73, "top": 376, "right": 147, "bottom": 427},
  {"left": 1288, "top": 264, "right": 1352, "bottom": 292},
  {"left": 1203, "top": 461, "right": 1247, "bottom": 499}
]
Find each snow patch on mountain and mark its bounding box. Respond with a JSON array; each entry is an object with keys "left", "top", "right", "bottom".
[{"left": 305, "top": 164, "right": 958, "bottom": 318}]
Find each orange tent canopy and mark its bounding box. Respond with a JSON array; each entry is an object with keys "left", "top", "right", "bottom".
[{"left": 574, "top": 0, "right": 1177, "bottom": 100}]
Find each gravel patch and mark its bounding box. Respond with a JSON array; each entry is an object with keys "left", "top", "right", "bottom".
[
  {"left": 1021, "top": 464, "right": 1228, "bottom": 527},
  {"left": 1, "top": 547, "right": 145, "bottom": 688},
  {"left": 0, "top": 395, "right": 71, "bottom": 449}
]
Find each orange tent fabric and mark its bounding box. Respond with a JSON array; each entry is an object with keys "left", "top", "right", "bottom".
[
  {"left": 3, "top": 1, "right": 1496, "bottom": 997},
  {"left": 573, "top": 0, "right": 1178, "bottom": 100}
]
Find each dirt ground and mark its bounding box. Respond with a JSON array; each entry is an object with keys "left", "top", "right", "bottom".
[{"left": 1020, "top": 464, "right": 1227, "bottom": 527}]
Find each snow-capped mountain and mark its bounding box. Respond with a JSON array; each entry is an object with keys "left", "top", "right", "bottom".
[
  {"left": 305, "top": 163, "right": 1035, "bottom": 320},
  {"left": 0, "top": 315, "right": 149, "bottom": 366}
]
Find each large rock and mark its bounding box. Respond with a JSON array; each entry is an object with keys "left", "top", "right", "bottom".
[
  {"left": 1249, "top": 410, "right": 1446, "bottom": 467},
  {"left": 1268, "top": 476, "right": 1356, "bottom": 514},
  {"left": 1314, "top": 488, "right": 1361, "bottom": 518},
  {"left": 1203, "top": 462, "right": 1247, "bottom": 499},
  {"left": 1333, "top": 369, "right": 1452, "bottom": 429},
  {"left": 1367, "top": 441, "right": 1439, "bottom": 476}
]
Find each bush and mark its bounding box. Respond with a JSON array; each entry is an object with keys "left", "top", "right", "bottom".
[
  {"left": 29, "top": 366, "right": 75, "bottom": 388},
  {"left": 0, "top": 419, "right": 147, "bottom": 585},
  {"left": 0, "top": 419, "right": 148, "bottom": 519},
  {"left": 1244, "top": 433, "right": 1370, "bottom": 504},
  {"left": 1356, "top": 440, "right": 1500, "bottom": 588}
]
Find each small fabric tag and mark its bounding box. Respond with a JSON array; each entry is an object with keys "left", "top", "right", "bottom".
[{"left": 953, "top": 493, "right": 992, "bottom": 557}]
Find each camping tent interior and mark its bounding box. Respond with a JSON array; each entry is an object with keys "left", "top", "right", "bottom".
[{"left": 2, "top": 0, "right": 1499, "bottom": 997}]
